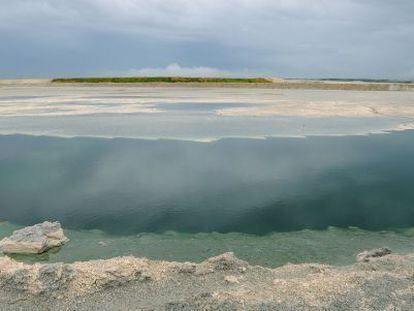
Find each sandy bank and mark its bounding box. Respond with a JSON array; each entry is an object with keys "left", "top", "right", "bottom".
[
  {"left": 1, "top": 251, "right": 414, "bottom": 310},
  {"left": 1, "top": 85, "right": 413, "bottom": 139}
]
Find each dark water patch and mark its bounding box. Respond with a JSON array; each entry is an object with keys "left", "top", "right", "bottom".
[
  {"left": 90, "top": 95, "right": 161, "bottom": 99},
  {"left": 154, "top": 102, "right": 255, "bottom": 112},
  {"left": 58, "top": 101, "right": 117, "bottom": 107},
  {"left": 1, "top": 132, "right": 414, "bottom": 235},
  {"left": 0, "top": 95, "right": 52, "bottom": 101}
]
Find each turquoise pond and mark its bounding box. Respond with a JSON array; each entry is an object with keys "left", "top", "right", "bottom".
[{"left": 1, "top": 131, "right": 414, "bottom": 267}]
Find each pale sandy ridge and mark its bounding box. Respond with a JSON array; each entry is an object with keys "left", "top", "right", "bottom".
[
  {"left": 1, "top": 251, "right": 414, "bottom": 310},
  {"left": 1, "top": 78, "right": 414, "bottom": 91},
  {"left": 1, "top": 85, "right": 414, "bottom": 140},
  {"left": 1, "top": 85, "right": 413, "bottom": 118}
]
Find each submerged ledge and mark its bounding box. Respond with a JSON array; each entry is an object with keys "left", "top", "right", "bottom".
[
  {"left": 1, "top": 251, "right": 414, "bottom": 310},
  {"left": 0, "top": 126, "right": 413, "bottom": 144}
]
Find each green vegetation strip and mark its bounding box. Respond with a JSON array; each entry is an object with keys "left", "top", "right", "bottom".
[{"left": 52, "top": 77, "right": 272, "bottom": 83}]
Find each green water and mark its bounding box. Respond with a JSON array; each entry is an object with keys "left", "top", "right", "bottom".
[
  {"left": 1, "top": 132, "right": 414, "bottom": 267},
  {"left": 1, "top": 222, "right": 414, "bottom": 267}
]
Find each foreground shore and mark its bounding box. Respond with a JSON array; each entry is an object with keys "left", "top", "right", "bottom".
[{"left": 1, "top": 251, "right": 414, "bottom": 310}]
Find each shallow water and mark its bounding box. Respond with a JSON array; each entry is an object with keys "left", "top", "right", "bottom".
[
  {"left": 154, "top": 102, "right": 256, "bottom": 112},
  {"left": 2, "top": 222, "right": 414, "bottom": 267},
  {"left": 1, "top": 131, "right": 414, "bottom": 266}
]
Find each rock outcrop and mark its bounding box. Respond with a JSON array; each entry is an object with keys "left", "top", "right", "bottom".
[
  {"left": 356, "top": 247, "right": 392, "bottom": 262},
  {"left": 0, "top": 221, "right": 69, "bottom": 254}
]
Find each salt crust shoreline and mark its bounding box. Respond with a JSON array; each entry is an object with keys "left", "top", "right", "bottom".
[{"left": 1, "top": 251, "right": 414, "bottom": 310}]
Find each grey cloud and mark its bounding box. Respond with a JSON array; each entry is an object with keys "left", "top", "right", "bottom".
[
  {"left": 0, "top": 0, "right": 413, "bottom": 79},
  {"left": 120, "top": 63, "right": 235, "bottom": 77}
]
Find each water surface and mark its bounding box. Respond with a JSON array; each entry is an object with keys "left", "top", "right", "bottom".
[{"left": 1, "top": 131, "right": 414, "bottom": 266}]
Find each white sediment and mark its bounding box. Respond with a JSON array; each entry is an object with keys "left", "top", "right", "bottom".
[
  {"left": 1, "top": 250, "right": 413, "bottom": 310},
  {"left": 0, "top": 85, "right": 413, "bottom": 140}
]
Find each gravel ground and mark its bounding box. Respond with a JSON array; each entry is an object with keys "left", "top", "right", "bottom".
[{"left": 1, "top": 251, "right": 414, "bottom": 310}]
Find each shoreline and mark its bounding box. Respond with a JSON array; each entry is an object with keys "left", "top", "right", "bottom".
[
  {"left": 0, "top": 127, "right": 413, "bottom": 145},
  {"left": 1, "top": 82, "right": 414, "bottom": 309},
  {"left": 1, "top": 78, "right": 414, "bottom": 91},
  {"left": 1, "top": 251, "right": 413, "bottom": 310},
  {"left": 1, "top": 85, "right": 414, "bottom": 139}
]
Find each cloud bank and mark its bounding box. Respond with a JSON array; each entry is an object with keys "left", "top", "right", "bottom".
[
  {"left": 0, "top": 0, "right": 413, "bottom": 79},
  {"left": 123, "top": 63, "right": 235, "bottom": 77}
]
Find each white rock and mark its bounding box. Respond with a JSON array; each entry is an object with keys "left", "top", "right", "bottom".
[{"left": 0, "top": 221, "right": 69, "bottom": 254}]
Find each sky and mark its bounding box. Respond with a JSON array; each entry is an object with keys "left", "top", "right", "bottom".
[{"left": 0, "top": 0, "right": 413, "bottom": 79}]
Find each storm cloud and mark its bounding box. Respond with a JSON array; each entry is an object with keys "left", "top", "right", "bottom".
[{"left": 0, "top": 0, "right": 413, "bottom": 79}]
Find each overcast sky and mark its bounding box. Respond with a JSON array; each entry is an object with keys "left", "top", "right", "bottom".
[{"left": 1, "top": 0, "right": 413, "bottom": 79}]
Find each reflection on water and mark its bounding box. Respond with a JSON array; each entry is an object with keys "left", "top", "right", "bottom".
[{"left": 1, "top": 132, "right": 414, "bottom": 235}]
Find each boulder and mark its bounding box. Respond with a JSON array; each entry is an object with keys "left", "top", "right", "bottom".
[
  {"left": 0, "top": 221, "right": 69, "bottom": 254},
  {"left": 356, "top": 247, "right": 392, "bottom": 262}
]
